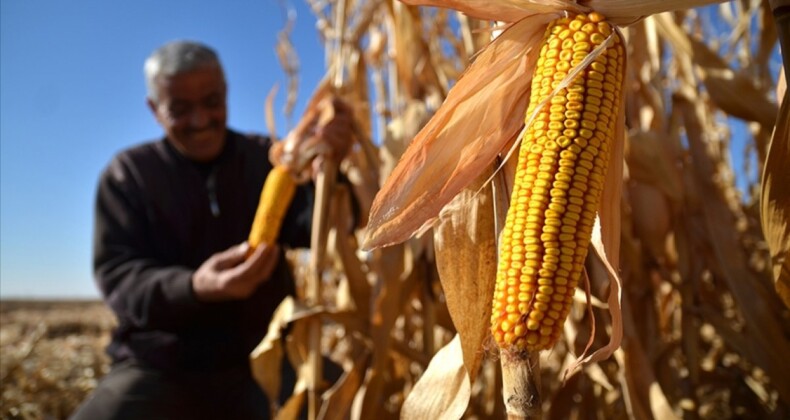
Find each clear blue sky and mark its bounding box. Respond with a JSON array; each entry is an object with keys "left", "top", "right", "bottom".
[{"left": 1, "top": 0, "right": 327, "bottom": 298}]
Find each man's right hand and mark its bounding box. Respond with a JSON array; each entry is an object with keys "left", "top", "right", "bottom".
[{"left": 192, "top": 242, "right": 280, "bottom": 302}]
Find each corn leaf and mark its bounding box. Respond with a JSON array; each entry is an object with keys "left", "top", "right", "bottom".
[
  {"left": 399, "top": 0, "right": 581, "bottom": 22},
  {"left": 761, "top": 88, "right": 790, "bottom": 308},
  {"left": 364, "top": 14, "right": 553, "bottom": 250},
  {"left": 585, "top": 0, "right": 729, "bottom": 25},
  {"left": 433, "top": 167, "right": 499, "bottom": 383},
  {"left": 400, "top": 335, "right": 471, "bottom": 420}
]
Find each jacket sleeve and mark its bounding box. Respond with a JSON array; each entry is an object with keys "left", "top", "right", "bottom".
[{"left": 93, "top": 158, "right": 203, "bottom": 331}]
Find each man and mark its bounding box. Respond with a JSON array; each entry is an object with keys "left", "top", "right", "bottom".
[{"left": 72, "top": 40, "right": 353, "bottom": 419}]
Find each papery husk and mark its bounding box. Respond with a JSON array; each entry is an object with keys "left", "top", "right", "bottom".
[
  {"left": 762, "top": 0, "right": 790, "bottom": 309},
  {"left": 399, "top": 0, "right": 582, "bottom": 22},
  {"left": 761, "top": 82, "right": 790, "bottom": 309},
  {"left": 363, "top": 13, "right": 555, "bottom": 250},
  {"left": 400, "top": 335, "right": 471, "bottom": 420},
  {"left": 317, "top": 348, "right": 370, "bottom": 420},
  {"left": 250, "top": 297, "right": 322, "bottom": 418},
  {"left": 400, "top": 0, "right": 730, "bottom": 27},
  {"left": 563, "top": 89, "right": 626, "bottom": 378},
  {"left": 583, "top": 0, "right": 728, "bottom": 25},
  {"left": 432, "top": 167, "right": 500, "bottom": 384}
]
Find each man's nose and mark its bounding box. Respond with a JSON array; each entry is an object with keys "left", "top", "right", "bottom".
[{"left": 188, "top": 107, "right": 210, "bottom": 127}]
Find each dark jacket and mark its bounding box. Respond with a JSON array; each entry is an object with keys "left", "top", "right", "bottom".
[{"left": 93, "top": 129, "right": 313, "bottom": 371}]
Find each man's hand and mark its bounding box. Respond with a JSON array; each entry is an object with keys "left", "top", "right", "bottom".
[
  {"left": 311, "top": 96, "right": 354, "bottom": 163},
  {"left": 192, "top": 242, "right": 280, "bottom": 302},
  {"left": 271, "top": 95, "right": 355, "bottom": 180}
]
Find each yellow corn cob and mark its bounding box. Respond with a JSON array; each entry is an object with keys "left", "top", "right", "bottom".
[
  {"left": 248, "top": 165, "right": 297, "bottom": 250},
  {"left": 490, "top": 12, "right": 624, "bottom": 352}
]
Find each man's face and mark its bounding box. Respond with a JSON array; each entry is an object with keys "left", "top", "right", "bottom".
[{"left": 147, "top": 66, "right": 227, "bottom": 162}]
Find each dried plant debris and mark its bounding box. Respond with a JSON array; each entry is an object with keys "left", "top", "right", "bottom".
[{"left": 1, "top": 301, "right": 114, "bottom": 420}]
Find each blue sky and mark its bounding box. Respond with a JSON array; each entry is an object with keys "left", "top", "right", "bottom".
[{"left": 1, "top": 0, "right": 327, "bottom": 298}]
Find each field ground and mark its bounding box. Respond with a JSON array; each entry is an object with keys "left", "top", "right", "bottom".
[{"left": 1, "top": 300, "right": 114, "bottom": 420}]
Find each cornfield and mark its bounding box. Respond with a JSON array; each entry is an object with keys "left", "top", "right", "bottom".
[{"left": 3, "top": 0, "right": 790, "bottom": 419}]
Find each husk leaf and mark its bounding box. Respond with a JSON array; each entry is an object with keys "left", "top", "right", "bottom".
[
  {"left": 433, "top": 166, "right": 499, "bottom": 383},
  {"left": 760, "top": 86, "right": 790, "bottom": 308},
  {"left": 363, "top": 14, "right": 554, "bottom": 250},
  {"left": 400, "top": 335, "right": 471, "bottom": 420}
]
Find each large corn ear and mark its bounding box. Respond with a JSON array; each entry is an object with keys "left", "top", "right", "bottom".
[
  {"left": 490, "top": 12, "right": 625, "bottom": 352},
  {"left": 248, "top": 165, "right": 297, "bottom": 250}
]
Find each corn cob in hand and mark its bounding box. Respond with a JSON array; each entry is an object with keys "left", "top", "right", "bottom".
[{"left": 248, "top": 165, "right": 297, "bottom": 250}]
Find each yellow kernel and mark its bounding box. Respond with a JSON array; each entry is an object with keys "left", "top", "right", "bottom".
[
  {"left": 589, "top": 12, "right": 606, "bottom": 23},
  {"left": 527, "top": 319, "right": 541, "bottom": 330},
  {"left": 590, "top": 62, "right": 606, "bottom": 73},
  {"left": 513, "top": 324, "right": 526, "bottom": 337},
  {"left": 590, "top": 33, "right": 606, "bottom": 44}
]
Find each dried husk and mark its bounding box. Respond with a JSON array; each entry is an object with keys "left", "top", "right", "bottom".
[
  {"left": 762, "top": 0, "right": 790, "bottom": 309},
  {"left": 363, "top": 13, "right": 554, "bottom": 250},
  {"left": 400, "top": 335, "right": 471, "bottom": 419},
  {"left": 761, "top": 77, "right": 790, "bottom": 308},
  {"left": 433, "top": 167, "right": 499, "bottom": 383}
]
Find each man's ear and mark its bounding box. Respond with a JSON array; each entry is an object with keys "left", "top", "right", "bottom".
[
  {"left": 146, "top": 98, "right": 163, "bottom": 125},
  {"left": 146, "top": 97, "right": 157, "bottom": 115}
]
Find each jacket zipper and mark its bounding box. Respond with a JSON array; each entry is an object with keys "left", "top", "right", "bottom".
[{"left": 206, "top": 168, "right": 220, "bottom": 217}]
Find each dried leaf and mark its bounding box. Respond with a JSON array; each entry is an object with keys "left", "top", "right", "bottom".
[
  {"left": 400, "top": 335, "right": 471, "bottom": 420},
  {"left": 433, "top": 167, "right": 498, "bottom": 383},
  {"left": 399, "top": 0, "right": 582, "bottom": 22},
  {"left": 318, "top": 350, "right": 370, "bottom": 420},
  {"left": 760, "top": 88, "right": 790, "bottom": 308},
  {"left": 564, "top": 77, "right": 627, "bottom": 376},
  {"left": 677, "top": 88, "right": 790, "bottom": 401},
  {"left": 655, "top": 13, "right": 778, "bottom": 126},
  {"left": 265, "top": 84, "right": 280, "bottom": 144},
  {"left": 250, "top": 297, "right": 294, "bottom": 410},
  {"left": 619, "top": 340, "right": 679, "bottom": 420},
  {"left": 276, "top": 387, "right": 306, "bottom": 420},
  {"left": 585, "top": 0, "right": 728, "bottom": 25},
  {"left": 364, "top": 14, "right": 553, "bottom": 249},
  {"left": 354, "top": 246, "right": 406, "bottom": 417}
]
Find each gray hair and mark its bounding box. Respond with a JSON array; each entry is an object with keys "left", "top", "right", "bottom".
[{"left": 144, "top": 40, "right": 225, "bottom": 101}]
